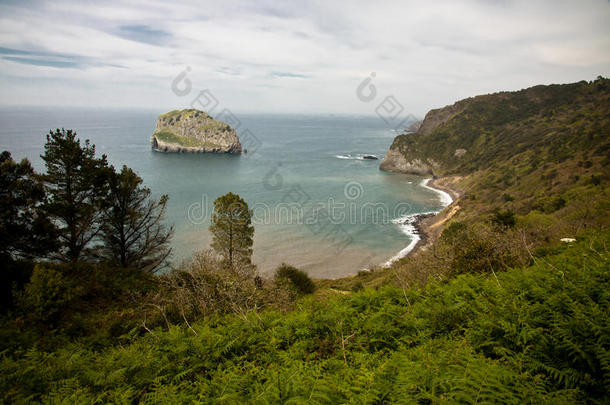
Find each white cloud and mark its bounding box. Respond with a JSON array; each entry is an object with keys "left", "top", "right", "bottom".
[{"left": 0, "top": 0, "right": 608, "bottom": 115}]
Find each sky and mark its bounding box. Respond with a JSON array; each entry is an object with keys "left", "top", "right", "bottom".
[{"left": 0, "top": 0, "right": 609, "bottom": 117}]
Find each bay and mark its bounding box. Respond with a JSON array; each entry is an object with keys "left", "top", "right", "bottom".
[{"left": 0, "top": 107, "right": 446, "bottom": 278}]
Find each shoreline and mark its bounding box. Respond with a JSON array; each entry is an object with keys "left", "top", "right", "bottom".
[
  {"left": 383, "top": 176, "right": 462, "bottom": 267},
  {"left": 426, "top": 176, "right": 462, "bottom": 202}
]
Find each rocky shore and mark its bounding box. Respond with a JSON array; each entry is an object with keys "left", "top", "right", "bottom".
[
  {"left": 384, "top": 176, "right": 462, "bottom": 267},
  {"left": 409, "top": 177, "right": 462, "bottom": 256},
  {"left": 397, "top": 212, "right": 436, "bottom": 249}
]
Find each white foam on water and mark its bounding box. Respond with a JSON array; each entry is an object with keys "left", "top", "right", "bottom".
[
  {"left": 335, "top": 154, "right": 378, "bottom": 161},
  {"left": 382, "top": 211, "right": 438, "bottom": 267},
  {"left": 382, "top": 179, "right": 453, "bottom": 267},
  {"left": 420, "top": 178, "right": 453, "bottom": 206}
]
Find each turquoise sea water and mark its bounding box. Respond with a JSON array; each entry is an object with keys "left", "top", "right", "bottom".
[{"left": 0, "top": 108, "right": 447, "bottom": 278}]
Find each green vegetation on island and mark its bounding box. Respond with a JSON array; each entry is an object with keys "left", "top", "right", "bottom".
[{"left": 153, "top": 130, "right": 222, "bottom": 149}]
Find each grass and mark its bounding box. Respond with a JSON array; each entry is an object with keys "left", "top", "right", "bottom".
[
  {"left": 153, "top": 130, "right": 221, "bottom": 149},
  {"left": 199, "top": 120, "right": 231, "bottom": 132},
  {"left": 159, "top": 109, "right": 209, "bottom": 120}
]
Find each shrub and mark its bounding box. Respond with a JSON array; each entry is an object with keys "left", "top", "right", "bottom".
[
  {"left": 440, "top": 222, "right": 526, "bottom": 276},
  {"left": 491, "top": 209, "right": 516, "bottom": 228},
  {"left": 159, "top": 250, "right": 260, "bottom": 321},
  {"left": 274, "top": 263, "right": 315, "bottom": 295},
  {"left": 534, "top": 195, "right": 566, "bottom": 213},
  {"left": 151, "top": 250, "right": 296, "bottom": 325},
  {"left": 351, "top": 281, "right": 364, "bottom": 292},
  {"left": 20, "top": 265, "right": 73, "bottom": 325}
]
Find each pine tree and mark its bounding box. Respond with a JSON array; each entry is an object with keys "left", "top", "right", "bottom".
[
  {"left": 0, "top": 151, "right": 57, "bottom": 261},
  {"left": 99, "top": 165, "right": 173, "bottom": 272},
  {"left": 41, "top": 129, "right": 110, "bottom": 262},
  {"left": 210, "top": 192, "right": 254, "bottom": 267},
  {"left": 0, "top": 151, "right": 57, "bottom": 309}
]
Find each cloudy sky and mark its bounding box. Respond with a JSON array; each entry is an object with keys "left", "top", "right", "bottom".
[{"left": 0, "top": 0, "right": 609, "bottom": 116}]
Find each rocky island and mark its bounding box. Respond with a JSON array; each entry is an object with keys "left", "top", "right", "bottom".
[{"left": 151, "top": 109, "right": 242, "bottom": 153}]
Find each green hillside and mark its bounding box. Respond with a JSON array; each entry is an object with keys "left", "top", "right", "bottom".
[
  {"left": 391, "top": 78, "right": 609, "bottom": 177},
  {"left": 387, "top": 78, "right": 610, "bottom": 240}
]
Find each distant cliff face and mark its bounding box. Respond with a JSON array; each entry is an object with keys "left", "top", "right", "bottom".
[
  {"left": 380, "top": 79, "right": 610, "bottom": 177},
  {"left": 416, "top": 101, "right": 468, "bottom": 136},
  {"left": 151, "top": 109, "right": 242, "bottom": 153}
]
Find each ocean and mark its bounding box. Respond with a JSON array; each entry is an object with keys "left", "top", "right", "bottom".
[{"left": 0, "top": 108, "right": 448, "bottom": 278}]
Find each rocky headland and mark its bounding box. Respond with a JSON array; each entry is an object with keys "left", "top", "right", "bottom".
[{"left": 379, "top": 103, "right": 468, "bottom": 175}]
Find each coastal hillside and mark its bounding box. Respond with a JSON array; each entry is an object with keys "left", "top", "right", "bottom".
[
  {"left": 379, "top": 78, "right": 609, "bottom": 238},
  {"left": 381, "top": 78, "right": 609, "bottom": 177},
  {"left": 151, "top": 109, "right": 242, "bottom": 153}
]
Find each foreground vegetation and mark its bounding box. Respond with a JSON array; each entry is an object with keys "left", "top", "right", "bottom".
[{"left": 1, "top": 233, "right": 608, "bottom": 403}]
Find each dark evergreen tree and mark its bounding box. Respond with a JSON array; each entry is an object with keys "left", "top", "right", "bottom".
[
  {"left": 0, "top": 151, "right": 57, "bottom": 262},
  {"left": 0, "top": 151, "right": 57, "bottom": 310},
  {"left": 41, "top": 129, "right": 110, "bottom": 262},
  {"left": 99, "top": 165, "right": 173, "bottom": 272},
  {"left": 210, "top": 192, "right": 254, "bottom": 267}
]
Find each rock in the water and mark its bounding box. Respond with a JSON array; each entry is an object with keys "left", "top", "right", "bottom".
[
  {"left": 361, "top": 154, "right": 378, "bottom": 160},
  {"left": 151, "top": 109, "right": 242, "bottom": 153}
]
